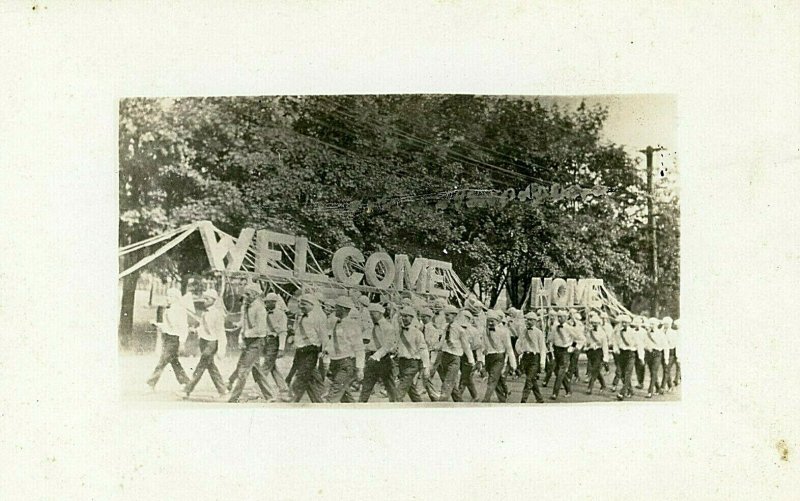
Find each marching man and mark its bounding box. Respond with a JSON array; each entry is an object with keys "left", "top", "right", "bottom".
[
  {"left": 359, "top": 302, "right": 398, "bottom": 402},
  {"left": 613, "top": 315, "right": 645, "bottom": 401},
  {"left": 394, "top": 306, "right": 431, "bottom": 402},
  {"left": 584, "top": 311, "right": 609, "bottom": 394},
  {"left": 290, "top": 293, "right": 327, "bottom": 403},
  {"left": 182, "top": 289, "right": 228, "bottom": 399},
  {"left": 262, "top": 292, "right": 291, "bottom": 402},
  {"left": 324, "top": 296, "right": 364, "bottom": 403},
  {"left": 452, "top": 309, "right": 482, "bottom": 402},
  {"left": 147, "top": 287, "right": 191, "bottom": 390},
  {"left": 227, "top": 284, "right": 275, "bottom": 403},
  {"left": 662, "top": 318, "right": 680, "bottom": 390},
  {"left": 517, "top": 311, "right": 545, "bottom": 403},
  {"left": 416, "top": 307, "right": 442, "bottom": 401},
  {"left": 437, "top": 305, "right": 475, "bottom": 402},
  {"left": 481, "top": 309, "right": 517, "bottom": 403},
  {"left": 643, "top": 317, "right": 668, "bottom": 398},
  {"left": 550, "top": 309, "right": 576, "bottom": 400}
]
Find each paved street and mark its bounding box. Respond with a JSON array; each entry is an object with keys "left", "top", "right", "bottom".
[{"left": 121, "top": 350, "right": 680, "bottom": 406}]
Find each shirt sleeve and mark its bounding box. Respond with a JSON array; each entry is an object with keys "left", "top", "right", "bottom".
[
  {"left": 460, "top": 328, "right": 475, "bottom": 364},
  {"left": 417, "top": 330, "right": 430, "bottom": 369},
  {"left": 504, "top": 329, "right": 517, "bottom": 369},
  {"left": 350, "top": 322, "right": 365, "bottom": 370},
  {"left": 274, "top": 310, "right": 288, "bottom": 349}
]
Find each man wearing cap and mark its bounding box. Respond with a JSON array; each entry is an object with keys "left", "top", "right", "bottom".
[
  {"left": 324, "top": 296, "right": 365, "bottom": 403},
  {"left": 147, "top": 287, "right": 191, "bottom": 390},
  {"left": 642, "top": 317, "right": 668, "bottom": 398},
  {"left": 633, "top": 317, "right": 647, "bottom": 390},
  {"left": 437, "top": 305, "right": 475, "bottom": 402},
  {"left": 567, "top": 309, "right": 586, "bottom": 383},
  {"left": 290, "top": 293, "right": 327, "bottom": 403},
  {"left": 481, "top": 309, "right": 517, "bottom": 403},
  {"left": 415, "top": 307, "right": 442, "bottom": 401},
  {"left": 600, "top": 312, "right": 614, "bottom": 382},
  {"left": 359, "top": 302, "right": 398, "bottom": 402},
  {"left": 542, "top": 309, "right": 557, "bottom": 387},
  {"left": 452, "top": 309, "right": 483, "bottom": 402},
  {"left": 613, "top": 315, "right": 645, "bottom": 401},
  {"left": 183, "top": 289, "right": 228, "bottom": 398},
  {"left": 549, "top": 309, "right": 576, "bottom": 400},
  {"left": 395, "top": 306, "right": 431, "bottom": 402},
  {"left": 517, "top": 312, "right": 545, "bottom": 403},
  {"left": 261, "top": 292, "right": 291, "bottom": 402},
  {"left": 584, "top": 312, "right": 609, "bottom": 395},
  {"left": 662, "top": 318, "right": 680, "bottom": 390},
  {"left": 227, "top": 284, "right": 274, "bottom": 403}
]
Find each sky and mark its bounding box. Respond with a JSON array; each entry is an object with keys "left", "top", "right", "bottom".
[{"left": 536, "top": 94, "right": 677, "bottom": 157}]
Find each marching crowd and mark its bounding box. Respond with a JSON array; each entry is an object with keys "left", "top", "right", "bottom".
[{"left": 146, "top": 284, "right": 681, "bottom": 404}]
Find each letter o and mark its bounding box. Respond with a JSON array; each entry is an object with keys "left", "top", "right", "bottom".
[{"left": 364, "top": 252, "right": 396, "bottom": 289}]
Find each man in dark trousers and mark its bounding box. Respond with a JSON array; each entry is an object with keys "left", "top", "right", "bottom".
[
  {"left": 394, "top": 306, "right": 431, "bottom": 402},
  {"left": 323, "top": 296, "right": 364, "bottom": 403},
  {"left": 147, "top": 287, "right": 191, "bottom": 390},
  {"left": 359, "top": 302, "right": 398, "bottom": 402},
  {"left": 437, "top": 305, "right": 474, "bottom": 402},
  {"left": 290, "top": 294, "right": 326, "bottom": 403},
  {"left": 480, "top": 309, "right": 517, "bottom": 403},
  {"left": 183, "top": 289, "right": 227, "bottom": 398},
  {"left": 227, "top": 284, "right": 273, "bottom": 403},
  {"left": 517, "top": 312, "right": 545, "bottom": 403},
  {"left": 549, "top": 310, "right": 575, "bottom": 400},
  {"left": 614, "top": 315, "right": 644, "bottom": 401}
]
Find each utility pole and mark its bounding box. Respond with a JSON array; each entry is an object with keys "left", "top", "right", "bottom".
[{"left": 640, "top": 145, "right": 664, "bottom": 317}]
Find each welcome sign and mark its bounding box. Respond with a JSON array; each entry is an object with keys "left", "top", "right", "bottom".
[{"left": 198, "top": 222, "right": 453, "bottom": 297}]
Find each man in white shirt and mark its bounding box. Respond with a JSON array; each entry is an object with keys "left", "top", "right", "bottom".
[
  {"left": 359, "top": 302, "right": 398, "bottom": 402},
  {"left": 227, "top": 284, "right": 274, "bottom": 403},
  {"left": 641, "top": 317, "right": 665, "bottom": 398},
  {"left": 395, "top": 306, "right": 431, "bottom": 402},
  {"left": 518, "top": 312, "right": 545, "bottom": 403},
  {"left": 542, "top": 309, "right": 557, "bottom": 387},
  {"left": 584, "top": 312, "right": 609, "bottom": 394},
  {"left": 452, "top": 309, "right": 482, "bottom": 402},
  {"left": 324, "top": 296, "right": 364, "bottom": 403},
  {"left": 183, "top": 289, "right": 227, "bottom": 398},
  {"left": 261, "top": 292, "right": 291, "bottom": 402},
  {"left": 416, "top": 307, "right": 442, "bottom": 401},
  {"left": 437, "top": 305, "right": 475, "bottom": 402},
  {"left": 614, "top": 315, "right": 645, "bottom": 401},
  {"left": 661, "top": 317, "right": 680, "bottom": 390},
  {"left": 290, "top": 293, "right": 327, "bottom": 403},
  {"left": 147, "top": 288, "right": 191, "bottom": 390},
  {"left": 480, "top": 309, "right": 517, "bottom": 403},
  {"left": 550, "top": 309, "right": 576, "bottom": 400}
]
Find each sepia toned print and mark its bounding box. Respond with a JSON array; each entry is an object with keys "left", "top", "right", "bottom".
[{"left": 118, "top": 94, "right": 680, "bottom": 405}]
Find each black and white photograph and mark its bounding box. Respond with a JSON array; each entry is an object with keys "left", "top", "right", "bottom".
[
  {"left": 5, "top": 2, "right": 799, "bottom": 499},
  {"left": 118, "top": 94, "right": 680, "bottom": 405}
]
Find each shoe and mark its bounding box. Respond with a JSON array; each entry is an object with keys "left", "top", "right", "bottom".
[
  {"left": 536, "top": 399, "right": 544, "bottom": 403},
  {"left": 658, "top": 390, "right": 665, "bottom": 396},
  {"left": 586, "top": 390, "right": 592, "bottom": 395},
  {"left": 616, "top": 393, "right": 624, "bottom": 401},
  {"left": 565, "top": 392, "right": 572, "bottom": 398},
  {"left": 226, "top": 380, "right": 234, "bottom": 392},
  {"left": 646, "top": 393, "right": 652, "bottom": 398},
  {"left": 636, "top": 384, "right": 644, "bottom": 389},
  {"left": 550, "top": 395, "right": 557, "bottom": 400},
  {"left": 610, "top": 385, "right": 617, "bottom": 392}
]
